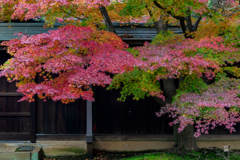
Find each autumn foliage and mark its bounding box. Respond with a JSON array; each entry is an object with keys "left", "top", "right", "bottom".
[
  {"left": 0, "top": 25, "right": 136, "bottom": 103},
  {"left": 109, "top": 32, "right": 240, "bottom": 137},
  {"left": 0, "top": 0, "right": 240, "bottom": 138}
]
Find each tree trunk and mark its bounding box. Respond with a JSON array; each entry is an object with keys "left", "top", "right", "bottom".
[
  {"left": 99, "top": 5, "right": 116, "bottom": 34},
  {"left": 151, "top": 4, "right": 200, "bottom": 150},
  {"left": 180, "top": 19, "right": 187, "bottom": 38},
  {"left": 186, "top": 9, "right": 193, "bottom": 33},
  {"left": 154, "top": 15, "right": 168, "bottom": 34},
  {"left": 154, "top": 78, "right": 199, "bottom": 150},
  {"left": 177, "top": 124, "right": 198, "bottom": 150}
]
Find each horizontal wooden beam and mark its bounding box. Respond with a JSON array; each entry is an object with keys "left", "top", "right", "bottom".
[
  {"left": 93, "top": 134, "right": 174, "bottom": 141},
  {"left": 0, "top": 112, "right": 30, "bottom": 117},
  {"left": 196, "top": 134, "right": 240, "bottom": 141},
  {"left": 36, "top": 134, "right": 86, "bottom": 141},
  {"left": 0, "top": 92, "right": 24, "bottom": 96},
  {"left": 113, "top": 23, "right": 180, "bottom": 27},
  {"left": 0, "top": 133, "right": 236, "bottom": 141},
  {"left": 2, "top": 134, "right": 238, "bottom": 141},
  {"left": 123, "top": 40, "right": 151, "bottom": 45},
  {"left": 93, "top": 134, "right": 240, "bottom": 141},
  {"left": 0, "top": 133, "right": 30, "bottom": 140}
]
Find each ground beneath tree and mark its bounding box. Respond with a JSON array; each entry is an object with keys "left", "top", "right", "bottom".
[{"left": 40, "top": 148, "right": 240, "bottom": 160}]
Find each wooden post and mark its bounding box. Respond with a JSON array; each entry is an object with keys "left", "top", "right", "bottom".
[
  {"left": 86, "top": 85, "right": 93, "bottom": 158},
  {"left": 30, "top": 98, "right": 36, "bottom": 143}
]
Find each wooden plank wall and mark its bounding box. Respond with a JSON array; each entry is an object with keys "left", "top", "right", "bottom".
[
  {"left": 93, "top": 86, "right": 173, "bottom": 134},
  {"left": 35, "top": 75, "right": 86, "bottom": 135},
  {"left": 0, "top": 50, "right": 86, "bottom": 140},
  {"left": 0, "top": 50, "right": 31, "bottom": 140},
  {"left": 93, "top": 86, "right": 240, "bottom": 135},
  {"left": 1, "top": 41, "right": 240, "bottom": 141},
  {"left": 36, "top": 98, "right": 86, "bottom": 134}
]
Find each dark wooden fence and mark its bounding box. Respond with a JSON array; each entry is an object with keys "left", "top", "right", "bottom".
[
  {"left": 1, "top": 48, "right": 240, "bottom": 142},
  {"left": 0, "top": 50, "right": 87, "bottom": 141},
  {"left": 93, "top": 86, "right": 173, "bottom": 134},
  {"left": 36, "top": 99, "right": 86, "bottom": 135},
  {"left": 0, "top": 51, "right": 32, "bottom": 140}
]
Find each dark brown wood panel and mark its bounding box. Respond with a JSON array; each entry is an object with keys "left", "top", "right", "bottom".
[
  {"left": 0, "top": 96, "right": 31, "bottom": 134},
  {"left": 0, "top": 112, "right": 30, "bottom": 116},
  {"left": 94, "top": 87, "right": 173, "bottom": 134},
  {"left": 36, "top": 98, "right": 86, "bottom": 134},
  {"left": 0, "top": 51, "right": 17, "bottom": 93},
  {"left": 137, "top": 97, "right": 148, "bottom": 134},
  {"left": 35, "top": 65, "right": 86, "bottom": 135},
  {"left": 125, "top": 97, "right": 136, "bottom": 134},
  {"left": 30, "top": 100, "right": 36, "bottom": 142},
  {"left": 36, "top": 134, "right": 86, "bottom": 141},
  {"left": 0, "top": 93, "right": 24, "bottom": 96},
  {"left": 0, "top": 117, "right": 30, "bottom": 132},
  {"left": 0, "top": 50, "right": 31, "bottom": 140},
  {"left": 0, "top": 133, "right": 30, "bottom": 140},
  {"left": 0, "top": 97, "right": 30, "bottom": 112},
  {"left": 94, "top": 86, "right": 126, "bottom": 134},
  {"left": 209, "top": 125, "right": 237, "bottom": 134}
]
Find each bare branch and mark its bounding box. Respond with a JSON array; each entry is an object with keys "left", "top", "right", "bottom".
[
  {"left": 223, "top": 5, "right": 240, "bottom": 11},
  {"left": 153, "top": 1, "right": 184, "bottom": 20},
  {"left": 224, "top": 8, "right": 240, "bottom": 16},
  {"left": 208, "top": 0, "right": 240, "bottom": 17}
]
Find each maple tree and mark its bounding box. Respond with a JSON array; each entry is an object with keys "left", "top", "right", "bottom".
[
  {"left": 109, "top": 32, "right": 240, "bottom": 149},
  {"left": 0, "top": 25, "right": 138, "bottom": 104},
  {"left": 0, "top": 0, "right": 240, "bottom": 150},
  {"left": 108, "top": 0, "right": 240, "bottom": 149},
  {"left": 0, "top": 0, "right": 137, "bottom": 104}
]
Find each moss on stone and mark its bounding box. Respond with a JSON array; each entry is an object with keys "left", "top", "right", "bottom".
[
  {"left": 56, "top": 147, "right": 86, "bottom": 154},
  {"left": 43, "top": 147, "right": 86, "bottom": 157}
]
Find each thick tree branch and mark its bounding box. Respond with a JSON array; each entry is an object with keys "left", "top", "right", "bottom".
[
  {"left": 146, "top": 6, "right": 153, "bottom": 17},
  {"left": 193, "top": 16, "right": 202, "bottom": 31},
  {"left": 153, "top": 96, "right": 166, "bottom": 106},
  {"left": 155, "top": 15, "right": 168, "bottom": 33},
  {"left": 162, "top": 78, "right": 177, "bottom": 104},
  {"left": 98, "top": 5, "right": 116, "bottom": 34},
  {"left": 146, "top": 6, "right": 168, "bottom": 34},
  {"left": 153, "top": 79, "right": 177, "bottom": 106},
  {"left": 153, "top": 1, "right": 184, "bottom": 20},
  {"left": 180, "top": 19, "right": 187, "bottom": 35},
  {"left": 185, "top": 9, "right": 193, "bottom": 32}
]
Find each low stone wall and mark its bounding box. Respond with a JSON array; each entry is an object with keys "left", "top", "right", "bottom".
[
  {"left": 1, "top": 141, "right": 86, "bottom": 157},
  {"left": 2, "top": 135, "right": 240, "bottom": 157},
  {"left": 36, "top": 141, "right": 86, "bottom": 157},
  {"left": 197, "top": 141, "right": 240, "bottom": 150},
  {"left": 92, "top": 134, "right": 240, "bottom": 152},
  {"left": 94, "top": 141, "right": 174, "bottom": 152},
  {"left": 93, "top": 140, "right": 240, "bottom": 152}
]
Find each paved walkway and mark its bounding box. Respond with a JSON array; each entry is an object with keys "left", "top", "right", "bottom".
[{"left": 0, "top": 146, "right": 18, "bottom": 153}]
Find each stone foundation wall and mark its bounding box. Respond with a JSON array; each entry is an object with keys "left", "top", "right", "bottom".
[{"left": 2, "top": 135, "right": 240, "bottom": 157}]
